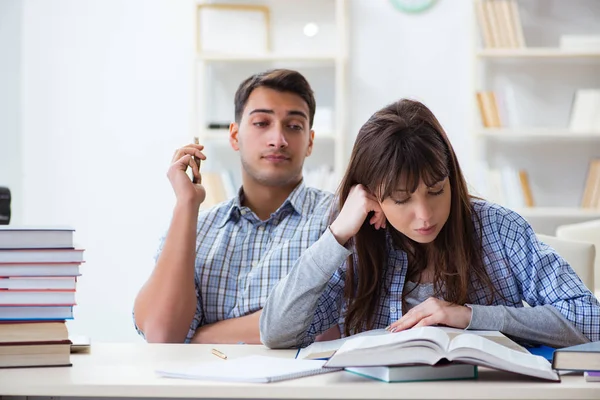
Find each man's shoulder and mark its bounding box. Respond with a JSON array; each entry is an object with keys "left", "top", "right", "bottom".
[
  {"left": 304, "top": 187, "right": 335, "bottom": 206},
  {"left": 298, "top": 187, "right": 335, "bottom": 219}
]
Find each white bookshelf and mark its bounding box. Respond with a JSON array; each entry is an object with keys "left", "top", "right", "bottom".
[
  {"left": 517, "top": 207, "right": 600, "bottom": 219},
  {"left": 476, "top": 128, "right": 600, "bottom": 141},
  {"left": 472, "top": 0, "right": 600, "bottom": 234},
  {"left": 193, "top": 0, "right": 348, "bottom": 201},
  {"left": 477, "top": 48, "right": 600, "bottom": 58}
]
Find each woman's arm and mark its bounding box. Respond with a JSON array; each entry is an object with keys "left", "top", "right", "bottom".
[
  {"left": 501, "top": 213, "right": 600, "bottom": 343},
  {"left": 467, "top": 304, "right": 588, "bottom": 348},
  {"left": 259, "top": 228, "right": 350, "bottom": 349}
]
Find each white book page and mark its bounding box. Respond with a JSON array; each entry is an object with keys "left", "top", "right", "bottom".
[
  {"left": 447, "top": 334, "right": 558, "bottom": 381},
  {"left": 336, "top": 327, "right": 450, "bottom": 356},
  {"left": 296, "top": 329, "right": 388, "bottom": 359}
]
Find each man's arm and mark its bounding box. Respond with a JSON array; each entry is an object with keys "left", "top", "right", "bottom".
[
  {"left": 133, "top": 143, "right": 206, "bottom": 343},
  {"left": 191, "top": 311, "right": 262, "bottom": 344}
]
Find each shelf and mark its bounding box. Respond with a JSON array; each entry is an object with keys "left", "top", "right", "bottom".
[
  {"left": 476, "top": 128, "right": 600, "bottom": 141},
  {"left": 197, "top": 53, "right": 338, "bottom": 63},
  {"left": 515, "top": 207, "right": 600, "bottom": 219},
  {"left": 476, "top": 48, "right": 600, "bottom": 59}
]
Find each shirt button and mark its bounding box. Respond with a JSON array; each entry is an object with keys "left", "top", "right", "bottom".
[
  {"left": 258, "top": 226, "right": 265, "bottom": 231},
  {"left": 240, "top": 210, "right": 247, "bottom": 215},
  {"left": 390, "top": 307, "right": 397, "bottom": 313},
  {"left": 251, "top": 261, "right": 257, "bottom": 267}
]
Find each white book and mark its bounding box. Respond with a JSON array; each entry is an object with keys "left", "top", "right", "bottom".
[
  {"left": 0, "top": 305, "right": 74, "bottom": 320},
  {"left": 0, "top": 263, "right": 81, "bottom": 277},
  {"left": 156, "top": 355, "right": 341, "bottom": 383},
  {"left": 0, "top": 290, "right": 76, "bottom": 305},
  {"left": 323, "top": 326, "right": 559, "bottom": 381},
  {"left": 0, "top": 249, "right": 84, "bottom": 264},
  {"left": 0, "top": 276, "right": 77, "bottom": 290},
  {"left": 560, "top": 35, "right": 600, "bottom": 50},
  {"left": 0, "top": 226, "right": 74, "bottom": 249},
  {"left": 569, "top": 89, "right": 600, "bottom": 132}
]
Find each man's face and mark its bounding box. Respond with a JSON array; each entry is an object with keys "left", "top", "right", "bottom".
[{"left": 230, "top": 87, "right": 314, "bottom": 187}]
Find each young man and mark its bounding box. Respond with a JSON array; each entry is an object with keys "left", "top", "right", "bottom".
[{"left": 133, "top": 69, "right": 335, "bottom": 344}]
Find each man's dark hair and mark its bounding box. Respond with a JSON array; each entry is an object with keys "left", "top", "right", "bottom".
[{"left": 233, "top": 69, "right": 316, "bottom": 128}]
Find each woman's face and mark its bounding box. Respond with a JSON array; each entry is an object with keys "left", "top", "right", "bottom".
[{"left": 379, "top": 177, "right": 452, "bottom": 244}]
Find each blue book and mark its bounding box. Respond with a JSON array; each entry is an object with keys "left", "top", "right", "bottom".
[
  {"left": 552, "top": 341, "right": 600, "bottom": 371},
  {"left": 526, "top": 345, "right": 556, "bottom": 362}
]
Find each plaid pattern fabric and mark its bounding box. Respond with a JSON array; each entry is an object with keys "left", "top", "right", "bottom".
[
  {"left": 303, "top": 199, "right": 600, "bottom": 346},
  {"left": 137, "top": 181, "right": 333, "bottom": 342}
]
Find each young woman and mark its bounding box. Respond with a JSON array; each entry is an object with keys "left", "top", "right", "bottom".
[{"left": 259, "top": 99, "right": 600, "bottom": 349}]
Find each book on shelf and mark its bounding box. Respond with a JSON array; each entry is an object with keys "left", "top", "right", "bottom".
[
  {"left": 483, "top": 167, "right": 532, "bottom": 209},
  {"left": 551, "top": 341, "right": 600, "bottom": 372},
  {"left": 475, "top": 0, "right": 525, "bottom": 49},
  {"left": 346, "top": 362, "right": 478, "bottom": 383},
  {"left": 569, "top": 89, "right": 600, "bottom": 133},
  {"left": 560, "top": 35, "right": 600, "bottom": 51},
  {"left": 476, "top": 91, "right": 502, "bottom": 128},
  {"left": 322, "top": 326, "right": 559, "bottom": 381},
  {"left": 518, "top": 170, "right": 535, "bottom": 208},
  {"left": 581, "top": 159, "right": 600, "bottom": 209},
  {"left": 0, "top": 226, "right": 74, "bottom": 249},
  {"left": 199, "top": 171, "right": 236, "bottom": 210}
]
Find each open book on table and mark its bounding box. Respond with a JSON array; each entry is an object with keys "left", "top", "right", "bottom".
[
  {"left": 321, "top": 326, "right": 559, "bottom": 381},
  {"left": 298, "top": 326, "right": 525, "bottom": 360}
]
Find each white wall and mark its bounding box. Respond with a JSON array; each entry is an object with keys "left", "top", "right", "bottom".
[
  {"left": 21, "top": 0, "right": 195, "bottom": 342},
  {"left": 348, "top": 0, "right": 474, "bottom": 179},
  {"left": 0, "top": 0, "right": 23, "bottom": 224},
  {"left": 15, "top": 0, "right": 474, "bottom": 342}
]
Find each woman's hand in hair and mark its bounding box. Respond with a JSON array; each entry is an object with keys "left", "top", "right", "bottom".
[
  {"left": 386, "top": 297, "right": 472, "bottom": 333},
  {"left": 329, "top": 184, "right": 386, "bottom": 246}
]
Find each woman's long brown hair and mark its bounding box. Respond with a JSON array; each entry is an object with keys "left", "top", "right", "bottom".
[{"left": 339, "top": 99, "right": 496, "bottom": 336}]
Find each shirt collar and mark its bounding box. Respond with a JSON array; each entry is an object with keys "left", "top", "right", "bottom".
[{"left": 216, "top": 180, "right": 310, "bottom": 228}]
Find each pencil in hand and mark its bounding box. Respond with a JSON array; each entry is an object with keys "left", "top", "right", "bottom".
[{"left": 192, "top": 136, "right": 201, "bottom": 184}]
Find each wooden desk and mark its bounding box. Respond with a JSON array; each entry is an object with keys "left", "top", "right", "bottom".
[{"left": 0, "top": 343, "right": 598, "bottom": 400}]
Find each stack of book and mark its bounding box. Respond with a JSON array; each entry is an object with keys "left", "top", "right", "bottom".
[{"left": 0, "top": 227, "right": 84, "bottom": 368}]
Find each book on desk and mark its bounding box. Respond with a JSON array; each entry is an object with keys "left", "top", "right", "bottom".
[
  {"left": 0, "top": 226, "right": 85, "bottom": 368},
  {"left": 552, "top": 341, "right": 600, "bottom": 372},
  {"left": 156, "top": 355, "right": 341, "bottom": 383},
  {"left": 299, "top": 326, "right": 560, "bottom": 381}
]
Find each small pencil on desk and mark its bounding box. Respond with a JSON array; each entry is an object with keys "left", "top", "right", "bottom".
[{"left": 211, "top": 348, "right": 227, "bottom": 360}]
